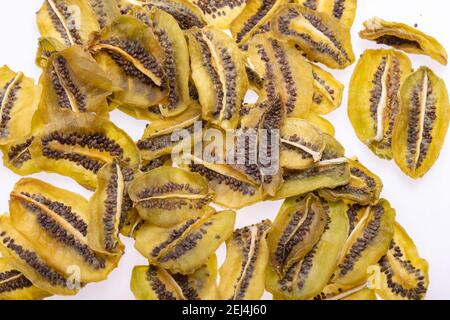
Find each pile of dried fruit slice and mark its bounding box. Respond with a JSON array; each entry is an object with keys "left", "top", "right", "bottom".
[{"left": 0, "top": 0, "right": 434, "bottom": 300}]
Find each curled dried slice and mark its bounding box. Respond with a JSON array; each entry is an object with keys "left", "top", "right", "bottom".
[
  {"left": 219, "top": 220, "right": 271, "bottom": 300},
  {"left": 36, "top": 0, "right": 100, "bottom": 46},
  {"left": 271, "top": 4, "right": 355, "bottom": 69},
  {"left": 142, "top": 0, "right": 207, "bottom": 29},
  {"left": 377, "top": 223, "right": 429, "bottom": 300},
  {"left": 137, "top": 101, "right": 201, "bottom": 162},
  {"left": 349, "top": 49, "right": 413, "bottom": 159},
  {"left": 271, "top": 158, "right": 350, "bottom": 200},
  {"left": 128, "top": 167, "right": 212, "bottom": 228},
  {"left": 266, "top": 198, "right": 349, "bottom": 300},
  {"left": 9, "top": 178, "right": 121, "bottom": 283},
  {"left": 88, "top": 162, "right": 130, "bottom": 255},
  {"left": 0, "top": 215, "right": 78, "bottom": 296},
  {"left": 297, "top": 0, "right": 357, "bottom": 28},
  {"left": 90, "top": 15, "right": 166, "bottom": 109},
  {"left": 131, "top": 255, "right": 219, "bottom": 300},
  {"left": 393, "top": 67, "right": 450, "bottom": 179},
  {"left": 0, "top": 258, "right": 51, "bottom": 300},
  {"left": 267, "top": 194, "right": 327, "bottom": 276},
  {"left": 359, "top": 17, "right": 448, "bottom": 65},
  {"left": 311, "top": 63, "right": 344, "bottom": 115},
  {"left": 30, "top": 111, "right": 140, "bottom": 190},
  {"left": 248, "top": 35, "right": 313, "bottom": 118},
  {"left": 134, "top": 208, "right": 236, "bottom": 274},
  {"left": 0, "top": 66, "right": 41, "bottom": 146},
  {"left": 314, "top": 283, "right": 376, "bottom": 300},
  {"left": 231, "top": 0, "right": 287, "bottom": 47},
  {"left": 332, "top": 199, "right": 396, "bottom": 286},
  {"left": 38, "top": 45, "right": 113, "bottom": 123},
  {"left": 280, "top": 118, "right": 326, "bottom": 170},
  {"left": 319, "top": 159, "right": 383, "bottom": 205},
  {"left": 187, "top": 27, "right": 248, "bottom": 129}
]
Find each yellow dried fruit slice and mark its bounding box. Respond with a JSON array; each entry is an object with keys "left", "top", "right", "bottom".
[
  {"left": 134, "top": 208, "right": 236, "bottom": 274},
  {"left": 0, "top": 66, "right": 41, "bottom": 146},
  {"left": 87, "top": 0, "right": 121, "bottom": 29},
  {"left": 219, "top": 220, "right": 271, "bottom": 300},
  {"left": 131, "top": 255, "right": 219, "bottom": 300},
  {"left": 271, "top": 4, "right": 355, "bottom": 69},
  {"left": 296, "top": 0, "right": 357, "bottom": 28},
  {"left": 187, "top": 27, "right": 248, "bottom": 130},
  {"left": 190, "top": 0, "right": 247, "bottom": 29},
  {"left": 35, "top": 37, "right": 66, "bottom": 69},
  {"left": 314, "top": 283, "right": 376, "bottom": 300},
  {"left": 349, "top": 49, "right": 413, "bottom": 159},
  {"left": 332, "top": 199, "right": 396, "bottom": 286},
  {"left": 311, "top": 63, "right": 344, "bottom": 115},
  {"left": 376, "top": 222, "right": 429, "bottom": 300},
  {"left": 393, "top": 67, "right": 450, "bottom": 179},
  {"left": 359, "top": 17, "right": 448, "bottom": 65},
  {"left": 30, "top": 111, "right": 140, "bottom": 190},
  {"left": 1, "top": 136, "right": 40, "bottom": 176},
  {"left": 266, "top": 198, "right": 349, "bottom": 300},
  {"left": 303, "top": 113, "right": 336, "bottom": 136}
]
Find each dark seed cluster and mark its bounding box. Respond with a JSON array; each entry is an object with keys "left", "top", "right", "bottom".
[
  {"left": 146, "top": 266, "right": 177, "bottom": 300},
  {"left": 0, "top": 271, "right": 34, "bottom": 294},
  {"left": 145, "top": 1, "right": 206, "bottom": 29},
  {"left": 7, "top": 137, "right": 34, "bottom": 167},
  {"left": 0, "top": 80, "right": 20, "bottom": 138},
  {"left": 103, "top": 164, "right": 121, "bottom": 251},
  {"left": 54, "top": 56, "right": 87, "bottom": 112},
  {"left": 235, "top": 0, "right": 276, "bottom": 43}
]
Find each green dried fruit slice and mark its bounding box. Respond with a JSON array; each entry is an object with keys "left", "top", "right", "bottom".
[
  {"left": 310, "top": 63, "right": 344, "bottom": 115},
  {"left": 349, "top": 49, "right": 413, "bottom": 159},
  {"left": 393, "top": 67, "right": 450, "bottom": 179},
  {"left": 128, "top": 167, "right": 212, "bottom": 228},
  {"left": 0, "top": 215, "right": 79, "bottom": 296},
  {"left": 271, "top": 4, "right": 355, "bottom": 69},
  {"left": 266, "top": 198, "right": 349, "bottom": 300},
  {"left": 314, "top": 283, "right": 376, "bottom": 300},
  {"left": 267, "top": 194, "right": 328, "bottom": 276},
  {"left": 359, "top": 17, "right": 448, "bottom": 65},
  {"left": 319, "top": 159, "right": 383, "bottom": 205},
  {"left": 332, "top": 199, "right": 395, "bottom": 286},
  {"left": 219, "top": 220, "right": 271, "bottom": 300},
  {"left": 187, "top": 27, "right": 248, "bottom": 130},
  {"left": 297, "top": 0, "right": 357, "bottom": 28},
  {"left": 131, "top": 255, "right": 219, "bottom": 300},
  {"left": 37, "top": 45, "right": 113, "bottom": 124},
  {"left": 376, "top": 222, "right": 429, "bottom": 300},
  {"left": 134, "top": 208, "right": 236, "bottom": 274},
  {"left": 0, "top": 66, "right": 41, "bottom": 146},
  {"left": 30, "top": 111, "right": 140, "bottom": 190},
  {"left": 0, "top": 258, "right": 52, "bottom": 300},
  {"left": 9, "top": 178, "right": 121, "bottom": 283}
]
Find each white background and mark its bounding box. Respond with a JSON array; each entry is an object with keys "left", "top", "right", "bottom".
[{"left": 0, "top": 0, "right": 449, "bottom": 300}]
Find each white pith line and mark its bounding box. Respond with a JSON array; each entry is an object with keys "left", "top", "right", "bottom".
[
  {"left": 281, "top": 138, "right": 322, "bottom": 162},
  {"left": 233, "top": 226, "right": 258, "bottom": 300},
  {"left": 0, "top": 272, "right": 23, "bottom": 285},
  {"left": 373, "top": 57, "right": 390, "bottom": 143},
  {"left": 325, "top": 283, "right": 368, "bottom": 300},
  {"left": 0, "top": 72, "right": 22, "bottom": 116},
  {"left": 413, "top": 72, "right": 429, "bottom": 166},
  {"left": 316, "top": 157, "right": 348, "bottom": 166},
  {"left": 158, "top": 268, "right": 187, "bottom": 300},
  {"left": 47, "top": 0, "right": 76, "bottom": 46},
  {"left": 53, "top": 59, "right": 79, "bottom": 113},
  {"left": 112, "top": 164, "right": 124, "bottom": 247}
]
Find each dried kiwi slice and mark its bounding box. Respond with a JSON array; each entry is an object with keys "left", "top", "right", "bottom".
[
  {"left": 296, "top": 0, "right": 357, "bottom": 28},
  {"left": 1, "top": 136, "right": 40, "bottom": 176},
  {"left": 141, "top": 155, "right": 172, "bottom": 173},
  {"left": 266, "top": 197, "right": 349, "bottom": 300},
  {"left": 9, "top": 178, "right": 121, "bottom": 283},
  {"left": 190, "top": 0, "right": 247, "bottom": 29},
  {"left": 376, "top": 223, "right": 429, "bottom": 300},
  {"left": 30, "top": 111, "right": 140, "bottom": 190},
  {"left": 131, "top": 255, "right": 219, "bottom": 300},
  {"left": 314, "top": 283, "right": 376, "bottom": 300},
  {"left": 392, "top": 67, "right": 450, "bottom": 179},
  {"left": 359, "top": 17, "right": 448, "bottom": 65},
  {"left": 134, "top": 208, "right": 236, "bottom": 274},
  {"left": 187, "top": 27, "right": 249, "bottom": 130},
  {"left": 0, "top": 257, "right": 51, "bottom": 300},
  {"left": 35, "top": 37, "right": 66, "bottom": 69},
  {"left": 348, "top": 49, "right": 413, "bottom": 159},
  {"left": 128, "top": 167, "right": 212, "bottom": 228},
  {"left": 310, "top": 63, "right": 344, "bottom": 115},
  {"left": 332, "top": 199, "right": 396, "bottom": 286},
  {"left": 271, "top": 4, "right": 355, "bottom": 69},
  {"left": 219, "top": 220, "right": 271, "bottom": 300},
  {"left": 37, "top": 45, "right": 113, "bottom": 123},
  {"left": 319, "top": 159, "right": 383, "bottom": 206}
]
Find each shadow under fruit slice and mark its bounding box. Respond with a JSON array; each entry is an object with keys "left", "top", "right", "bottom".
[
  {"left": 392, "top": 67, "right": 450, "bottom": 179},
  {"left": 348, "top": 49, "right": 413, "bottom": 159},
  {"left": 219, "top": 220, "right": 271, "bottom": 300},
  {"left": 29, "top": 111, "right": 140, "bottom": 190},
  {"left": 0, "top": 257, "right": 52, "bottom": 300},
  {"left": 271, "top": 4, "right": 355, "bottom": 69},
  {"left": 332, "top": 199, "right": 396, "bottom": 286},
  {"left": 134, "top": 208, "right": 236, "bottom": 274},
  {"left": 9, "top": 178, "right": 121, "bottom": 283},
  {"left": 131, "top": 255, "right": 219, "bottom": 300},
  {"left": 187, "top": 27, "right": 248, "bottom": 130},
  {"left": 128, "top": 167, "right": 212, "bottom": 228},
  {"left": 297, "top": 0, "right": 358, "bottom": 29},
  {"left": 0, "top": 215, "right": 78, "bottom": 296},
  {"left": 359, "top": 17, "right": 448, "bottom": 65},
  {"left": 0, "top": 66, "right": 42, "bottom": 146},
  {"left": 266, "top": 197, "right": 349, "bottom": 300},
  {"left": 376, "top": 222, "right": 429, "bottom": 300}
]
